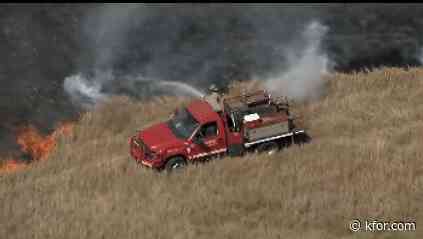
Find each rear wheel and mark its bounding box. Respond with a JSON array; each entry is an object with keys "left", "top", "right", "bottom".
[
  {"left": 165, "top": 157, "right": 187, "bottom": 171},
  {"left": 255, "top": 141, "right": 279, "bottom": 156}
]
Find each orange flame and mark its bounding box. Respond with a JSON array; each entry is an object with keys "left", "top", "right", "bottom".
[
  {"left": 16, "top": 126, "right": 55, "bottom": 161},
  {"left": 0, "top": 159, "right": 27, "bottom": 173},
  {"left": 0, "top": 121, "right": 74, "bottom": 174},
  {"left": 16, "top": 122, "right": 74, "bottom": 161}
]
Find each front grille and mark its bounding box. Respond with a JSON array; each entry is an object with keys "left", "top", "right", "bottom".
[{"left": 133, "top": 137, "right": 153, "bottom": 160}]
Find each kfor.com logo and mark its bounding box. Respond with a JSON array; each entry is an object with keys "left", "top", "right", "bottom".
[{"left": 349, "top": 219, "right": 416, "bottom": 232}]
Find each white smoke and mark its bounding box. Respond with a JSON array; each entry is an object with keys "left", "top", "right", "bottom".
[
  {"left": 63, "top": 72, "right": 112, "bottom": 109},
  {"left": 263, "top": 21, "right": 331, "bottom": 100}
]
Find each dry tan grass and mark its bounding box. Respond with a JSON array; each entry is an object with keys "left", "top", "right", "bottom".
[{"left": 1, "top": 67, "right": 423, "bottom": 239}]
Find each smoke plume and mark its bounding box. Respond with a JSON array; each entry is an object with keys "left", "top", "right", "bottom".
[
  {"left": 63, "top": 72, "right": 111, "bottom": 109},
  {"left": 263, "top": 21, "right": 330, "bottom": 100},
  {"left": 63, "top": 4, "right": 330, "bottom": 108}
]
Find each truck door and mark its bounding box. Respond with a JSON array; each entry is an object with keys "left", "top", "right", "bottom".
[
  {"left": 223, "top": 111, "right": 244, "bottom": 156},
  {"left": 189, "top": 121, "right": 227, "bottom": 160}
]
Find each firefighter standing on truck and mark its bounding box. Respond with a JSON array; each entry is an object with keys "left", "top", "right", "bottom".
[{"left": 203, "top": 84, "right": 223, "bottom": 113}]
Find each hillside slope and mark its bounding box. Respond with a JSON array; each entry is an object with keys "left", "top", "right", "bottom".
[{"left": 1, "top": 68, "right": 423, "bottom": 239}]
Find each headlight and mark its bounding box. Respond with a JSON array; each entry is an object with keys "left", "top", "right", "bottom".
[{"left": 146, "top": 150, "right": 160, "bottom": 160}]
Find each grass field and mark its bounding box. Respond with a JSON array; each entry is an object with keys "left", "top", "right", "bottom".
[{"left": 1, "top": 67, "right": 422, "bottom": 239}]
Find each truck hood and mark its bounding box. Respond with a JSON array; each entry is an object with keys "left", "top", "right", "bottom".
[{"left": 138, "top": 122, "right": 184, "bottom": 151}]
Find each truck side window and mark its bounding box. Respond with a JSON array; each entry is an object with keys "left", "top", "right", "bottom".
[{"left": 197, "top": 122, "right": 218, "bottom": 139}]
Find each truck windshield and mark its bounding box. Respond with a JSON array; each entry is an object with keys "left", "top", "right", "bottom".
[{"left": 168, "top": 108, "right": 199, "bottom": 139}]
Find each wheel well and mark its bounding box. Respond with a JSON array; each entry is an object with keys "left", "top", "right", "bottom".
[{"left": 165, "top": 154, "right": 187, "bottom": 164}]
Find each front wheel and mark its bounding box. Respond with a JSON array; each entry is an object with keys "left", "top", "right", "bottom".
[
  {"left": 165, "top": 157, "right": 187, "bottom": 171},
  {"left": 255, "top": 141, "right": 280, "bottom": 156}
]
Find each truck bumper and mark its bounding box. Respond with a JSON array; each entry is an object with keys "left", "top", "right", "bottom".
[
  {"left": 129, "top": 136, "right": 163, "bottom": 169},
  {"left": 133, "top": 156, "right": 163, "bottom": 169}
]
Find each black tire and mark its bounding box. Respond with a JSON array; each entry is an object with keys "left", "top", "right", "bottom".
[
  {"left": 255, "top": 141, "right": 280, "bottom": 156},
  {"left": 295, "top": 132, "right": 312, "bottom": 145},
  {"left": 165, "top": 157, "right": 187, "bottom": 171}
]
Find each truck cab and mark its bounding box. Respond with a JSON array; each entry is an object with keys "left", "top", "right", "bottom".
[{"left": 130, "top": 99, "right": 230, "bottom": 170}]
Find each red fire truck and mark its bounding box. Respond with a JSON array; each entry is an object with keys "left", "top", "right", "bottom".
[{"left": 129, "top": 90, "right": 308, "bottom": 171}]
